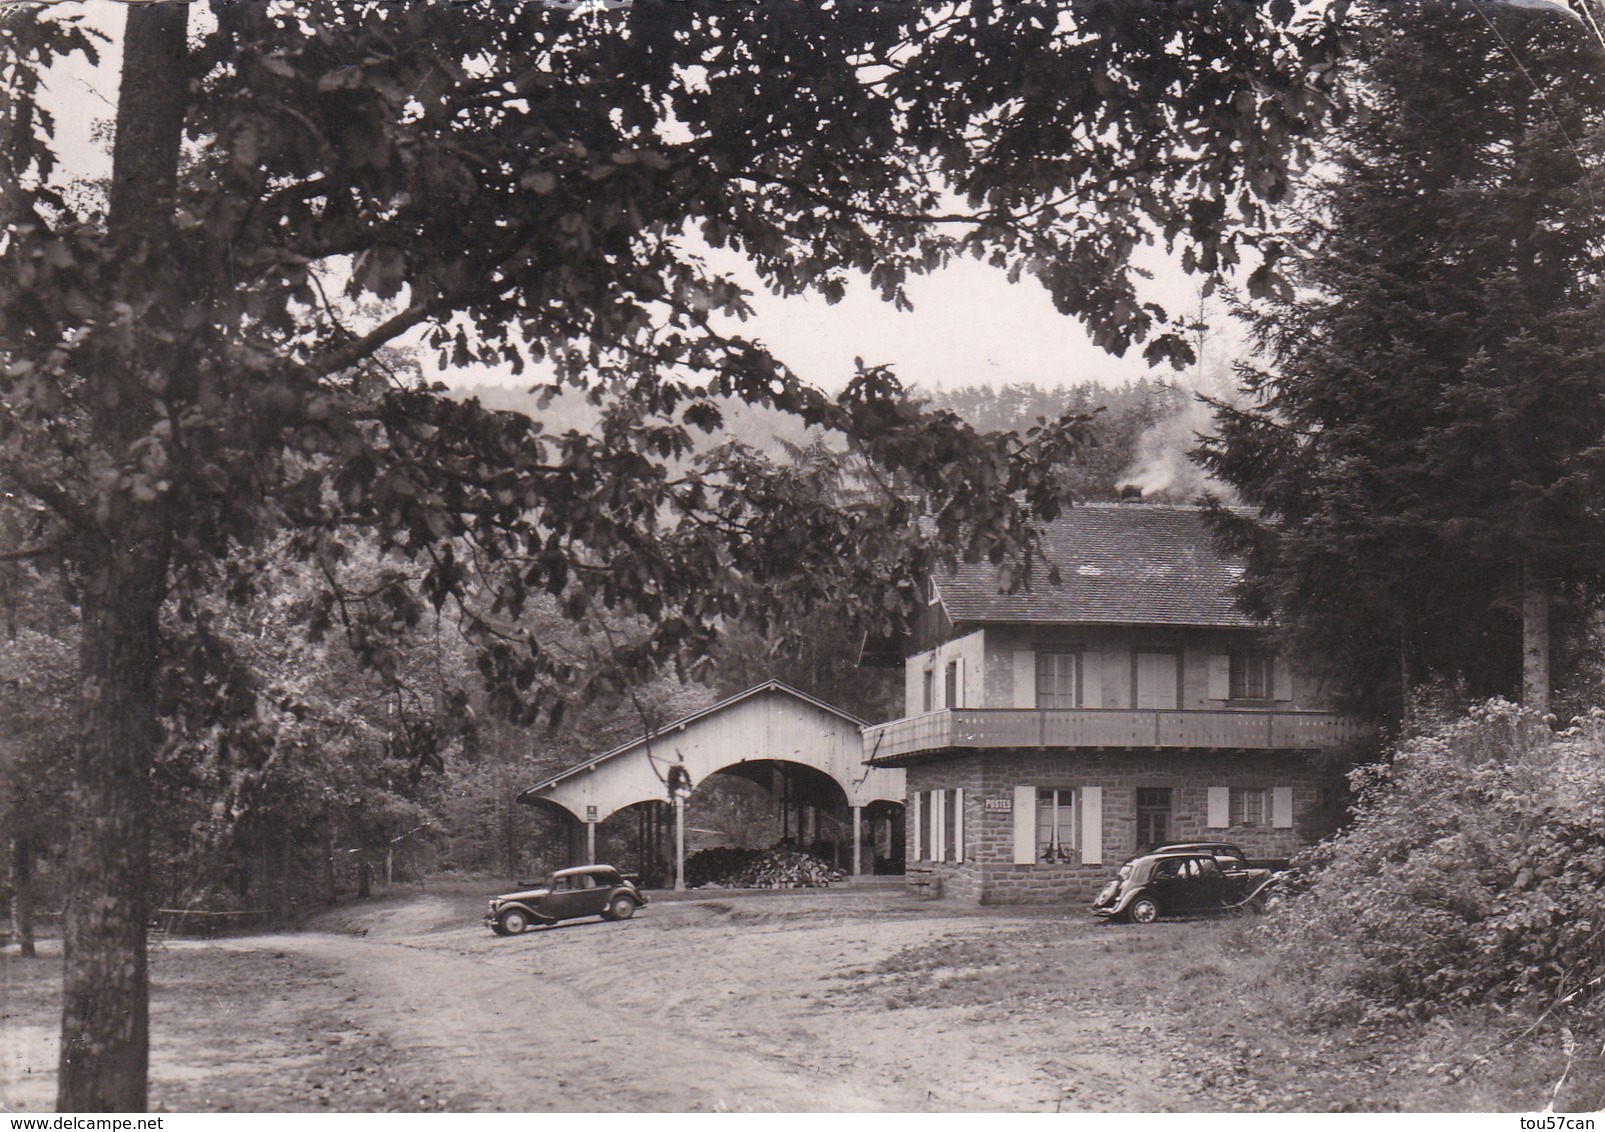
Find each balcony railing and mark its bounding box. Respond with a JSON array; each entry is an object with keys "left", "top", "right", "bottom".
[{"left": 862, "top": 707, "right": 1368, "bottom": 762}]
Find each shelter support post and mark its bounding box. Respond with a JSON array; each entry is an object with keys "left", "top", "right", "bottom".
[
  {"left": 585, "top": 820, "right": 596, "bottom": 865},
  {"left": 852, "top": 805, "right": 862, "bottom": 877},
  {"left": 674, "top": 797, "right": 686, "bottom": 892}
]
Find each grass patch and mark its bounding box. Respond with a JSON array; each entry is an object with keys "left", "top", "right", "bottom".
[{"left": 826, "top": 916, "right": 1605, "bottom": 1112}]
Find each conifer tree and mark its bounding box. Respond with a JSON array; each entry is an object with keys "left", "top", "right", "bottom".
[{"left": 1198, "top": 0, "right": 1605, "bottom": 723}]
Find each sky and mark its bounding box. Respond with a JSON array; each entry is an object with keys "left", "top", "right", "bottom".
[
  {"left": 430, "top": 244, "right": 1239, "bottom": 397},
  {"left": 683, "top": 245, "right": 1235, "bottom": 397}
]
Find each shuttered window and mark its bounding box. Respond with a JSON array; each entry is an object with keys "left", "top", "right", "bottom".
[
  {"left": 1081, "top": 786, "right": 1103, "bottom": 865},
  {"left": 1272, "top": 786, "right": 1295, "bottom": 829},
  {"left": 1012, "top": 651, "right": 1037, "bottom": 708},
  {"left": 1134, "top": 651, "right": 1180, "bottom": 709},
  {"left": 1207, "top": 786, "right": 1230, "bottom": 829},
  {"left": 1012, "top": 785, "right": 1037, "bottom": 864}
]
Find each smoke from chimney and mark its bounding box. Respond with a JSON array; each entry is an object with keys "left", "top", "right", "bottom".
[{"left": 1114, "top": 392, "right": 1236, "bottom": 504}]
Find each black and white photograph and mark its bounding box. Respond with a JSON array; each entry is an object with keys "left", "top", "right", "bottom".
[{"left": 2, "top": 0, "right": 1604, "bottom": 1118}]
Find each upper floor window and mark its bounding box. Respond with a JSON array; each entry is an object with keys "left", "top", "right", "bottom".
[
  {"left": 945, "top": 659, "right": 960, "bottom": 709},
  {"left": 1231, "top": 651, "right": 1275, "bottom": 700},
  {"left": 921, "top": 667, "right": 934, "bottom": 713},
  {"left": 1036, "top": 652, "right": 1078, "bottom": 708}
]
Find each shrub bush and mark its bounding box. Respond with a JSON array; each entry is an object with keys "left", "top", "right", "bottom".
[{"left": 1267, "top": 700, "right": 1605, "bottom": 1024}]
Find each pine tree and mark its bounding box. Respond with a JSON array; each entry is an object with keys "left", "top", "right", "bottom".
[{"left": 1198, "top": 0, "right": 1605, "bottom": 723}]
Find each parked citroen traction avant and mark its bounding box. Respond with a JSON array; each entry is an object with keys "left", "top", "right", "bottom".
[
  {"left": 486, "top": 864, "right": 648, "bottom": 935},
  {"left": 1091, "top": 850, "right": 1279, "bottom": 923}
]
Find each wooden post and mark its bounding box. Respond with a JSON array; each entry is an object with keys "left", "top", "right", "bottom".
[
  {"left": 852, "top": 806, "right": 862, "bottom": 877},
  {"left": 585, "top": 820, "right": 596, "bottom": 865},
  {"left": 674, "top": 796, "right": 686, "bottom": 892}
]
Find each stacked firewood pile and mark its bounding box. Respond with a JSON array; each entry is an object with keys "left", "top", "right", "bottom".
[{"left": 685, "top": 846, "right": 843, "bottom": 889}]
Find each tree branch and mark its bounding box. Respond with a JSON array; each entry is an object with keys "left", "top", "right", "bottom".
[
  {"left": 0, "top": 541, "right": 60, "bottom": 563},
  {"left": 3, "top": 463, "right": 96, "bottom": 535}
]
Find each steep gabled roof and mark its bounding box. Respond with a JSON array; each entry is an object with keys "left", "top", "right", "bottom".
[
  {"left": 517, "top": 679, "right": 867, "bottom": 801},
  {"left": 935, "top": 503, "right": 1257, "bottom": 629}
]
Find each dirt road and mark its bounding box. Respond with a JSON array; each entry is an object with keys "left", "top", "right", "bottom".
[{"left": 4, "top": 885, "right": 1250, "bottom": 1113}]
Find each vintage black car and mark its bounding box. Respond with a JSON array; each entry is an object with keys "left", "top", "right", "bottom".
[
  {"left": 1091, "top": 850, "right": 1277, "bottom": 923},
  {"left": 486, "top": 864, "right": 648, "bottom": 935},
  {"left": 1150, "top": 841, "right": 1250, "bottom": 868},
  {"left": 1118, "top": 842, "right": 1287, "bottom": 874}
]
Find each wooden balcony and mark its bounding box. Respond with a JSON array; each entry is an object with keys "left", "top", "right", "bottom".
[{"left": 862, "top": 707, "right": 1367, "bottom": 763}]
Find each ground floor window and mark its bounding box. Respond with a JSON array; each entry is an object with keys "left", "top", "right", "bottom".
[
  {"left": 1135, "top": 787, "right": 1171, "bottom": 850},
  {"left": 1037, "top": 787, "right": 1077, "bottom": 863},
  {"left": 1230, "top": 786, "right": 1267, "bottom": 827}
]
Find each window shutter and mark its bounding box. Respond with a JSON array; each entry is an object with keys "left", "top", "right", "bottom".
[
  {"left": 1272, "top": 786, "right": 1294, "bottom": 829},
  {"left": 911, "top": 791, "right": 923, "bottom": 861},
  {"left": 1080, "top": 651, "right": 1103, "bottom": 708},
  {"left": 955, "top": 658, "right": 966, "bottom": 708},
  {"left": 954, "top": 788, "right": 965, "bottom": 863},
  {"left": 1081, "top": 786, "right": 1103, "bottom": 865},
  {"left": 932, "top": 789, "right": 946, "bottom": 862},
  {"left": 1207, "top": 786, "right": 1230, "bottom": 829},
  {"left": 1274, "top": 659, "right": 1293, "bottom": 702},
  {"left": 1012, "top": 785, "right": 1037, "bottom": 864},
  {"left": 1012, "top": 650, "right": 1036, "bottom": 708},
  {"left": 1208, "top": 654, "right": 1231, "bottom": 700}
]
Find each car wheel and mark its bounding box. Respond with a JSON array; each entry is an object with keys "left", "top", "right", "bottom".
[
  {"left": 606, "top": 895, "right": 637, "bottom": 921},
  {"left": 499, "top": 909, "right": 530, "bottom": 935},
  {"left": 1129, "top": 897, "right": 1160, "bottom": 924}
]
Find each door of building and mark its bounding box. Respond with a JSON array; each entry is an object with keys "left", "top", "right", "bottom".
[{"left": 1136, "top": 787, "right": 1172, "bottom": 851}]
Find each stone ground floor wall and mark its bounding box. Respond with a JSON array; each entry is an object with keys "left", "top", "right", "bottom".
[{"left": 903, "top": 748, "right": 1337, "bottom": 905}]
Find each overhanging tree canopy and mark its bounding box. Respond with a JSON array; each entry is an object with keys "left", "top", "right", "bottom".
[{"left": 0, "top": 0, "right": 1345, "bottom": 1110}]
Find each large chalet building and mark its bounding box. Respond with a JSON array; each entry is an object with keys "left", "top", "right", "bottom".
[{"left": 863, "top": 501, "right": 1366, "bottom": 904}]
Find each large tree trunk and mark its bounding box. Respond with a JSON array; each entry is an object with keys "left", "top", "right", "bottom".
[
  {"left": 58, "top": 547, "right": 166, "bottom": 1112},
  {"left": 10, "top": 831, "right": 35, "bottom": 958},
  {"left": 1522, "top": 562, "right": 1551, "bottom": 718},
  {"left": 57, "top": 5, "right": 188, "bottom": 1112}
]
